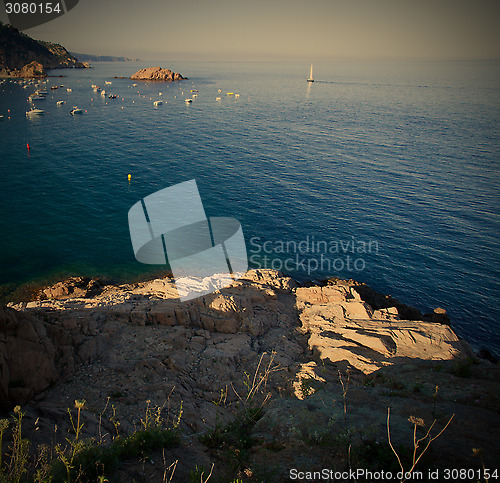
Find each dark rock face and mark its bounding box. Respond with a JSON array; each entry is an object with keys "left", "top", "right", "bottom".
[
  {"left": 130, "top": 66, "right": 186, "bottom": 81},
  {"left": 0, "top": 21, "right": 88, "bottom": 77},
  {"left": 0, "top": 305, "right": 109, "bottom": 409}
]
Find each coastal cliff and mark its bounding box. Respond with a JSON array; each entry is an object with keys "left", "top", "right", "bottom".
[
  {"left": 1, "top": 270, "right": 498, "bottom": 479},
  {"left": 0, "top": 21, "right": 88, "bottom": 77}
]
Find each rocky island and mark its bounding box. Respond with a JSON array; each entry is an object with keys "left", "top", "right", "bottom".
[
  {"left": 130, "top": 66, "right": 187, "bottom": 81},
  {"left": 0, "top": 269, "right": 498, "bottom": 480},
  {"left": 0, "top": 21, "right": 89, "bottom": 78}
]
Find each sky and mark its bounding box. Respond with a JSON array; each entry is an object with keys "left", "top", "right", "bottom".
[{"left": 2, "top": 0, "right": 499, "bottom": 61}]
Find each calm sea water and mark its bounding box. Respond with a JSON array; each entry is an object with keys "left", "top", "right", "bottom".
[{"left": 0, "top": 60, "right": 499, "bottom": 355}]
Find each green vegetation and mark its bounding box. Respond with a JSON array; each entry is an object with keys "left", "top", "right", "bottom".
[
  {"left": 200, "top": 405, "right": 263, "bottom": 475},
  {"left": 199, "top": 352, "right": 278, "bottom": 480},
  {"left": 0, "top": 400, "right": 180, "bottom": 482},
  {"left": 0, "top": 356, "right": 477, "bottom": 483},
  {"left": 452, "top": 357, "right": 476, "bottom": 378}
]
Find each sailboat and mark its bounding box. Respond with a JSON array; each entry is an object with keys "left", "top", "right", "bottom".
[{"left": 307, "top": 64, "right": 314, "bottom": 82}]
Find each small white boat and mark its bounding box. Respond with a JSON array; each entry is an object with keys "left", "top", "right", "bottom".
[
  {"left": 192, "top": 94, "right": 198, "bottom": 98},
  {"left": 101, "top": 90, "right": 106, "bottom": 96},
  {"left": 93, "top": 86, "right": 101, "bottom": 92},
  {"left": 235, "top": 93, "right": 240, "bottom": 98},
  {"left": 132, "top": 83, "right": 137, "bottom": 87},
  {"left": 70, "top": 106, "right": 83, "bottom": 115},
  {"left": 105, "top": 81, "right": 112, "bottom": 85},
  {"left": 215, "top": 97, "right": 221, "bottom": 101},
  {"left": 0, "top": 115, "right": 4, "bottom": 120},
  {"left": 26, "top": 108, "right": 44, "bottom": 116},
  {"left": 153, "top": 100, "right": 162, "bottom": 106},
  {"left": 67, "top": 88, "right": 72, "bottom": 92},
  {"left": 29, "top": 95, "right": 45, "bottom": 101},
  {"left": 185, "top": 98, "right": 192, "bottom": 103},
  {"left": 36, "top": 89, "right": 48, "bottom": 96},
  {"left": 57, "top": 100, "right": 64, "bottom": 106}
]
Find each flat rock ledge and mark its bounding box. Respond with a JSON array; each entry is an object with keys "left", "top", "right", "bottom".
[
  {"left": 130, "top": 66, "right": 186, "bottom": 81},
  {"left": 1, "top": 269, "right": 475, "bottom": 407},
  {"left": 1, "top": 269, "right": 499, "bottom": 477}
]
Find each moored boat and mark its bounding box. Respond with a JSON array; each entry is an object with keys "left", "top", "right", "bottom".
[{"left": 26, "top": 108, "right": 44, "bottom": 116}]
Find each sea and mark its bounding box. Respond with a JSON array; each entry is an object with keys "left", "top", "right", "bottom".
[{"left": 0, "top": 60, "right": 499, "bottom": 356}]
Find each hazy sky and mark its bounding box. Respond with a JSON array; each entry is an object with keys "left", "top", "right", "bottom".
[{"left": 3, "top": 0, "right": 499, "bottom": 61}]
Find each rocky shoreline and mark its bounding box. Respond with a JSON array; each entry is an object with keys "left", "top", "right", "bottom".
[{"left": 1, "top": 270, "right": 498, "bottom": 479}]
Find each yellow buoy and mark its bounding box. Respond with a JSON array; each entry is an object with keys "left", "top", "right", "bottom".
[{"left": 128, "top": 174, "right": 131, "bottom": 181}]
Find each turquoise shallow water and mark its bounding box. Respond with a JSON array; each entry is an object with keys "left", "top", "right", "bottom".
[{"left": 0, "top": 60, "right": 499, "bottom": 354}]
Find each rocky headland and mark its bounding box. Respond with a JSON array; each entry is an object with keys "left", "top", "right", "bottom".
[
  {"left": 0, "top": 21, "right": 89, "bottom": 78},
  {"left": 1, "top": 270, "right": 498, "bottom": 480},
  {"left": 130, "top": 66, "right": 187, "bottom": 81},
  {"left": 71, "top": 53, "right": 140, "bottom": 63}
]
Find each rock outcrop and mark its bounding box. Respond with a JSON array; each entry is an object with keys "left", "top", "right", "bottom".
[
  {"left": 2, "top": 269, "right": 471, "bottom": 409},
  {"left": 2, "top": 270, "right": 499, "bottom": 476},
  {"left": 0, "top": 21, "right": 88, "bottom": 77},
  {"left": 130, "top": 66, "right": 186, "bottom": 81},
  {"left": 0, "top": 304, "right": 109, "bottom": 408},
  {"left": 13, "top": 60, "right": 45, "bottom": 78},
  {"left": 36, "top": 276, "right": 104, "bottom": 300}
]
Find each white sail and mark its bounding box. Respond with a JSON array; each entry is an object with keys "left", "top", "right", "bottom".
[{"left": 307, "top": 64, "right": 314, "bottom": 82}]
